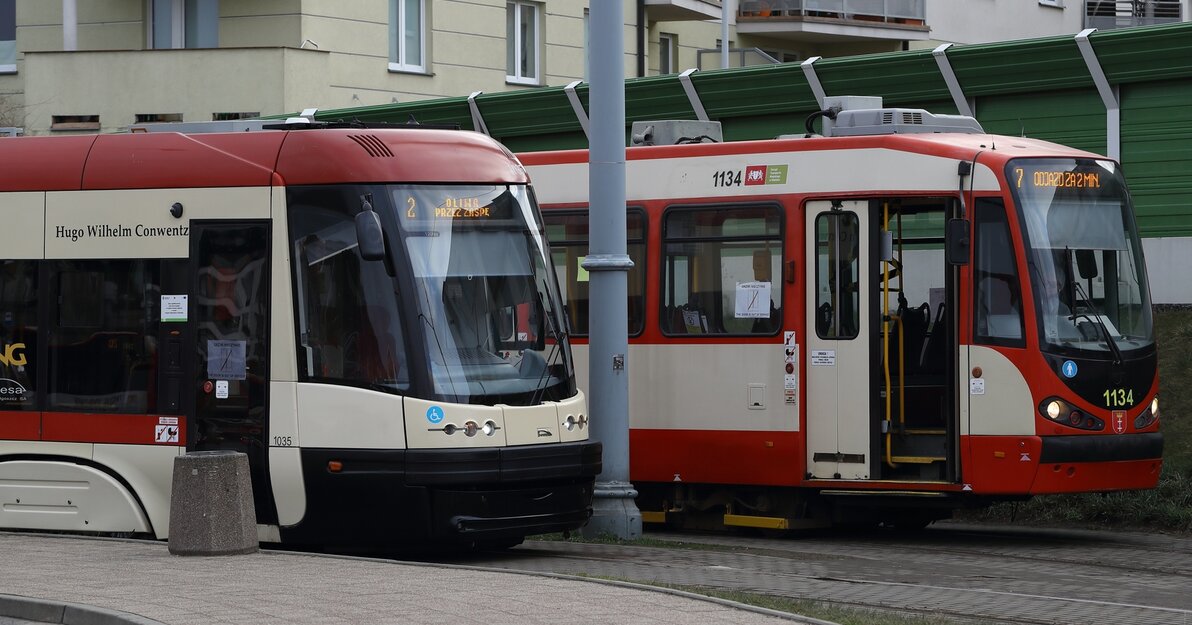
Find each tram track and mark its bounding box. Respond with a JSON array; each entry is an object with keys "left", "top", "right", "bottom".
[{"left": 451, "top": 523, "right": 1192, "bottom": 625}]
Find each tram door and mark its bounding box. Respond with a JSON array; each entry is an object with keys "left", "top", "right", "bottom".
[
  {"left": 806, "top": 201, "right": 871, "bottom": 480},
  {"left": 188, "top": 221, "right": 278, "bottom": 524}
]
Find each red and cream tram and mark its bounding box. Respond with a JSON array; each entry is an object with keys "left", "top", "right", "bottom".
[
  {"left": 0, "top": 122, "right": 597, "bottom": 548},
  {"left": 524, "top": 106, "right": 1161, "bottom": 529}
]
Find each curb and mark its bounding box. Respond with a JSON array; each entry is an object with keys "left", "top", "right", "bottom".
[{"left": 0, "top": 594, "right": 165, "bottom": 625}]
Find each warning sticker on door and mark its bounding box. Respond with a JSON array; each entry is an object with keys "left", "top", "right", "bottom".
[
  {"left": 155, "top": 424, "right": 179, "bottom": 444},
  {"left": 811, "top": 350, "right": 835, "bottom": 366}
]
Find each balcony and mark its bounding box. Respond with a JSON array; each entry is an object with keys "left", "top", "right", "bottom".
[
  {"left": 645, "top": 0, "right": 723, "bottom": 22},
  {"left": 1085, "top": 1, "right": 1183, "bottom": 30},
  {"left": 21, "top": 47, "right": 331, "bottom": 135},
  {"left": 737, "top": 0, "right": 929, "bottom": 43}
]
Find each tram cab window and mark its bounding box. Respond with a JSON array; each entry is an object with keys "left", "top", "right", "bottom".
[
  {"left": 974, "top": 198, "right": 1025, "bottom": 345},
  {"left": 289, "top": 187, "right": 410, "bottom": 393},
  {"left": 543, "top": 209, "right": 646, "bottom": 336},
  {"left": 0, "top": 260, "right": 36, "bottom": 411},
  {"left": 47, "top": 260, "right": 164, "bottom": 413},
  {"left": 661, "top": 206, "right": 782, "bottom": 336}
]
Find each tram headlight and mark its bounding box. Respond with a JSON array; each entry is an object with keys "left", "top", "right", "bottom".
[
  {"left": 482, "top": 420, "right": 497, "bottom": 436},
  {"left": 464, "top": 420, "right": 479, "bottom": 437},
  {"left": 1135, "top": 396, "right": 1159, "bottom": 430},
  {"left": 1039, "top": 397, "right": 1103, "bottom": 431}
]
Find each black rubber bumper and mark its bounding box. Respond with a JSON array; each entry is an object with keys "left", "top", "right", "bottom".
[
  {"left": 280, "top": 441, "right": 601, "bottom": 549},
  {"left": 1039, "top": 432, "right": 1163, "bottom": 463}
]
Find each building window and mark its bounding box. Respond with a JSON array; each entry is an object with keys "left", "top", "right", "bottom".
[
  {"left": 506, "top": 2, "right": 540, "bottom": 85},
  {"left": 135, "top": 113, "right": 183, "bottom": 124},
  {"left": 389, "top": 0, "right": 425, "bottom": 73},
  {"left": 50, "top": 115, "right": 100, "bottom": 131},
  {"left": 659, "top": 33, "right": 676, "bottom": 75},
  {"left": 0, "top": 0, "right": 15, "bottom": 72},
  {"left": 213, "top": 111, "right": 260, "bottom": 121},
  {"left": 148, "top": 0, "right": 218, "bottom": 49}
]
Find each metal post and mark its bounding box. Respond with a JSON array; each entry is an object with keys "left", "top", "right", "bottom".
[
  {"left": 721, "top": 0, "right": 731, "bottom": 69},
  {"left": 1075, "top": 28, "right": 1120, "bottom": 161},
  {"left": 62, "top": 0, "right": 77, "bottom": 51},
  {"left": 581, "top": 0, "right": 641, "bottom": 541}
]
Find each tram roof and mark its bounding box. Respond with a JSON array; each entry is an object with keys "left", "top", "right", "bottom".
[
  {"left": 518, "top": 132, "right": 1102, "bottom": 171},
  {"left": 0, "top": 128, "right": 528, "bottom": 192}
]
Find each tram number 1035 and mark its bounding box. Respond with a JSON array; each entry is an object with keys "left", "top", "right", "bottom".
[{"left": 1104, "top": 388, "right": 1134, "bottom": 408}]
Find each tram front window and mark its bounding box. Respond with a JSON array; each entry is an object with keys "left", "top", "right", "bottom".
[
  {"left": 394, "top": 184, "right": 575, "bottom": 405},
  {"left": 1009, "top": 158, "right": 1153, "bottom": 356}
]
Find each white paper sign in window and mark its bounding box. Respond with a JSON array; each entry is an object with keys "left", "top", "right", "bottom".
[{"left": 735, "top": 281, "right": 772, "bottom": 318}]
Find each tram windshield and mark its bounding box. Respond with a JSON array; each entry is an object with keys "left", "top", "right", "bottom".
[
  {"left": 393, "top": 184, "right": 575, "bottom": 405},
  {"left": 1009, "top": 158, "right": 1153, "bottom": 357}
]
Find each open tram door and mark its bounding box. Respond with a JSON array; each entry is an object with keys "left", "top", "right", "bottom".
[
  {"left": 186, "top": 221, "right": 279, "bottom": 526},
  {"left": 806, "top": 198, "right": 960, "bottom": 485}
]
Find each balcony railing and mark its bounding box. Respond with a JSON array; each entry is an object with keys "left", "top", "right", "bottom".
[
  {"left": 739, "top": 0, "right": 926, "bottom": 25},
  {"left": 696, "top": 47, "right": 783, "bottom": 70},
  {"left": 1085, "top": 1, "right": 1182, "bottom": 29}
]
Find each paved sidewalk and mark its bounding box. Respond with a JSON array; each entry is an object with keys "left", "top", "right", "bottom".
[{"left": 0, "top": 533, "right": 824, "bottom": 625}]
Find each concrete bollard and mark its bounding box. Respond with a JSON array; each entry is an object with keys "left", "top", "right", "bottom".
[{"left": 168, "top": 450, "right": 258, "bottom": 556}]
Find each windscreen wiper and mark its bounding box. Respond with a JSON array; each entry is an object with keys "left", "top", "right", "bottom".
[
  {"left": 1070, "top": 280, "right": 1123, "bottom": 365},
  {"left": 529, "top": 278, "right": 568, "bottom": 407}
]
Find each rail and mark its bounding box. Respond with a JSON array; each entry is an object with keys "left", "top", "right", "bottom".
[
  {"left": 739, "top": 0, "right": 926, "bottom": 24},
  {"left": 1084, "top": 1, "right": 1183, "bottom": 29}
]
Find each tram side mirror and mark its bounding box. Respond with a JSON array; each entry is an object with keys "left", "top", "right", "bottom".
[
  {"left": 1075, "top": 249, "right": 1098, "bottom": 279},
  {"left": 355, "top": 199, "right": 386, "bottom": 262},
  {"left": 946, "top": 218, "right": 970, "bottom": 266}
]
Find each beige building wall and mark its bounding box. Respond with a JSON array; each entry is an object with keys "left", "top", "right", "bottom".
[
  {"left": 23, "top": 47, "right": 330, "bottom": 134},
  {"left": 5, "top": 0, "right": 1176, "bottom": 135},
  {"left": 916, "top": 0, "right": 1084, "bottom": 48}
]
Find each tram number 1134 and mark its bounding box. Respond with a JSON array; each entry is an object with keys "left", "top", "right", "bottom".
[
  {"left": 712, "top": 170, "right": 743, "bottom": 187},
  {"left": 1104, "top": 388, "right": 1134, "bottom": 408}
]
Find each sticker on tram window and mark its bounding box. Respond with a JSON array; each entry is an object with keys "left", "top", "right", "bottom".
[
  {"left": 207, "top": 340, "right": 247, "bottom": 381},
  {"left": 0, "top": 377, "right": 28, "bottom": 403},
  {"left": 161, "top": 294, "right": 188, "bottom": 323},
  {"left": 1061, "top": 360, "right": 1078, "bottom": 379}
]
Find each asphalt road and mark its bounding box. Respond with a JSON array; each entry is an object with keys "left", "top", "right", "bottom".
[{"left": 452, "top": 522, "right": 1192, "bottom": 625}]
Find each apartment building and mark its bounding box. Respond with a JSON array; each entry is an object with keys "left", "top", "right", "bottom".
[{"left": 0, "top": 0, "right": 1186, "bottom": 135}]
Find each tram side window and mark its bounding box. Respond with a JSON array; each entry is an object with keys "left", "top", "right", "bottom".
[
  {"left": 661, "top": 206, "right": 782, "bottom": 335},
  {"left": 48, "top": 260, "right": 161, "bottom": 413},
  {"left": 289, "top": 187, "right": 410, "bottom": 392},
  {"left": 815, "top": 212, "right": 860, "bottom": 339},
  {"left": 974, "top": 198, "right": 1025, "bottom": 345},
  {"left": 543, "top": 209, "right": 646, "bottom": 336},
  {"left": 0, "top": 260, "right": 37, "bottom": 411}
]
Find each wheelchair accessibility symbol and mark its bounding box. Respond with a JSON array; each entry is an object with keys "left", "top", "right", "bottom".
[{"left": 426, "top": 405, "right": 445, "bottom": 425}]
